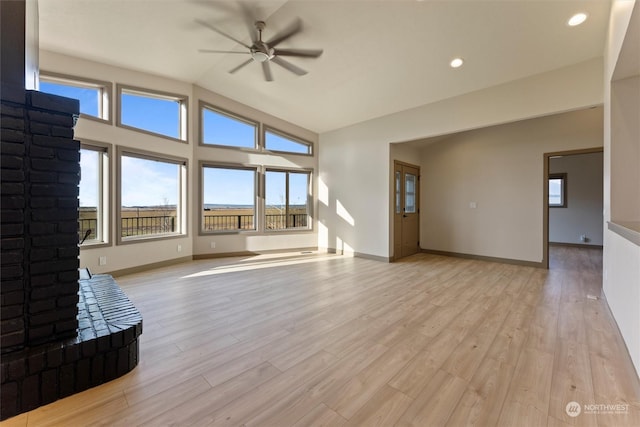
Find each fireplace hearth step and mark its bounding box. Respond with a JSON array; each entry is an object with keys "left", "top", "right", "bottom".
[{"left": 0, "top": 274, "right": 143, "bottom": 420}]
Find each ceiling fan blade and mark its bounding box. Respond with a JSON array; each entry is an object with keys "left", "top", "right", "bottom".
[
  {"left": 238, "top": 1, "right": 258, "bottom": 42},
  {"left": 262, "top": 61, "right": 274, "bottom": 82},
  {"left": 229, "top": 58, "right": 254, "bottom": 74},
  {"left": 195, "top": 19, "right": 251, "bottom": 49},
  {"left": 271, "top": 56, "right": 307, "bottom": 76},
  {"left": 265, "top": 18, "right": 302, "bottom": 47},
  {"left": 198, "top": 49, "right": 251, "bottom": 54},
  {"left": 273, "top": 48, "right": 323, "bottom": 58}
]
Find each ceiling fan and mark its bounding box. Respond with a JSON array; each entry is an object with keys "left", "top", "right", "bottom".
[{"left": 197, "top": 17, "right": 323, "bottom": 82}]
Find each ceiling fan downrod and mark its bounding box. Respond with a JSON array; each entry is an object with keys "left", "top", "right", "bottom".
[{"left": 251, "top": 21, "right": 273, "bottom": 62}]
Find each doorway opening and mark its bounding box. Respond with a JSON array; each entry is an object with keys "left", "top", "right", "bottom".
[
  {"left": 543, "top": 147, "right": 604, "bottom": 269},
  {"left": 393, "top": 161, "right": 420, "bottom": 260}
]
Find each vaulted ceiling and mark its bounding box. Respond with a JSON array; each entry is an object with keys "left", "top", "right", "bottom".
[{"left": 38, "top": 0, "right": 611, "bottom": 133}]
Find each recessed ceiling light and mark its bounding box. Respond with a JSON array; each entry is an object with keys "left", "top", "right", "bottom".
[
  {"left": 568, "top": 12, "right": 588, "bottom": 27},
  {"left": 450, "top": 58, "right": 464, "bottom": 68}
]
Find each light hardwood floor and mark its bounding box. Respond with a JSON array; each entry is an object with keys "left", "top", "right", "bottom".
[{"left": 3, "top": 247, "right": 640, "bottom": 426}]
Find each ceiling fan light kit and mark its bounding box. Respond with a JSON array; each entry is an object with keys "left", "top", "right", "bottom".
[{"left": 198, "top": 16, "right": 323, "bottom": 82}]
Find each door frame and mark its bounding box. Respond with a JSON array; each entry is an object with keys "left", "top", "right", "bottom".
[
  {"left": 392, "top": 160, "right": 421, "bottom": 261},
  {"left": 542, "top": 146, "right": 603, "bottom": 269}
]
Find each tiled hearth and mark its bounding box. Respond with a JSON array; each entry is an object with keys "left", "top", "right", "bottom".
[{"left": 0, "top": 274, "right": 142, "bottom": 419}]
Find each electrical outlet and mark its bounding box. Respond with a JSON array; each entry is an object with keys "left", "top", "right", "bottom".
[
  {"left": 211, "top": 241, "right": 216, "bottom": 249},
  {"left": 177, "top": 244, "right": 182, "bottom": 252},
  {"left": 99, "top": 256, "right": 107, "bottom": 266}
]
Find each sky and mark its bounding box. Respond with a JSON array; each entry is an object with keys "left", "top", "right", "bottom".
[{"left": 41, "top": 81, "right": 308, "bottom": 209}]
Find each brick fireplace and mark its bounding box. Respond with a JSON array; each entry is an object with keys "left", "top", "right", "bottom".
[{"left": 1, "top": 85, "right": 142, "bottom": 420}]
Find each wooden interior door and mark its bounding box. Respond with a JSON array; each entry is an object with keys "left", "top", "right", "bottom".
[{"left": 394, "top": 161, "right": 420, "bottom": 259}]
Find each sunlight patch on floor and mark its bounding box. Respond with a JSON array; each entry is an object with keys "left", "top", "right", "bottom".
[{"left": 182, "top": 252, "right": 342, "bottom": 278}]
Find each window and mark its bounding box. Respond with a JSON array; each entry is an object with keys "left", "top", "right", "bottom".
[
  {"left": 201, "top": 103, "right": 257, "bottom": 149},
  {"left": 118, "top": 150, "right": 187, "bottom": 242},
  {"left": 78, "top": 142, "right": 110, "bottom": 246},
  {"left": 405, "top": 173, "right": 417, "bottom": 213},
  {"left": 40, "top": 72, "right": 111, "bottom": 123},
  {"left": 265, "top": 129, "right": 312, "bottom": 155},
  {"left": 395, "top": 171, "right": 401, "bottom": 214},
  {"left": 549, "top": 173, "right": 567, "bottom": 208},
  {"left": 117, "top": 85, "right": 188, "bottom": 141},
  {"left": 265, "top": 170, "right": 311, "bottom": 230},
  {"left": 201, "top": 165, "right": 257, "bottom": 232}
]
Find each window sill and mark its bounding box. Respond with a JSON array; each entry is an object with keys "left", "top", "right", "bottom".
[
  {"left": 79, "top": 241, "right": 111, "bottom": 250},
  {"left": 118, "top": 233, "right": 187, "bottom": 245}
]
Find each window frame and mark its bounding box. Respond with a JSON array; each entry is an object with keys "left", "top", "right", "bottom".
[
  {"left": 199, "top": 101, "right": 259, "bottom": 151},
  {"left": 40, "top": 71, "right": 112, "bottom": 124},
  {"left": 78, "top": 140, "right": 112, "bottom": 249},
  {"left": 264, "top": 168, "right": 313, "bottom": 232},
  {"left": 116, "top": 147, "right": 188, "bottom": 244},
  {"left": 549, "top": 173, "right": 567, "bottom": 208},
  {"left": 199, "top": 162, "right": 260, "bottom": 235},
  {"left": 263, "top": 126, "right": 314, "bottom": 156},
  {"left": 116, "top": 84, "right": 189, "bottom": 143}
]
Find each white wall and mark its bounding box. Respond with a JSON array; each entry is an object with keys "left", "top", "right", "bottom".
[
  {"left": 549, "top": 152, "right": 604, "bottom": 246},
  {"left": 418, "top": 109, "right": 603, "bottom": 263},
  {"left": 610, "top": 75, "right": 640, "bottom": 222},
  {"left": 603, "top": 0, "right": 640, "bottom": 376},
  {"left": 40, "top": 51, "right": 318, "bottom": 274},
  {"left": 319, "top": 58, "right": 604, "bottom": 260}
]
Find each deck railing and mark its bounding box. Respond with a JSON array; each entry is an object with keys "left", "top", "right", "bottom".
[
  {"left": 265, "top": 214, "right": 308, "bottom": 229},
  {"left": 203, "top": 214, "right": 255, "bottom": 231},
  {"left": 78, "top": 218, "right": 97, "bottom": 241},
  {"left": 78, "top": 213, "right": 309, "bottom": 240},
  {"left": 201, "top": 213, "right": 308, "bottom": 231},
  {"left": 77, "top": 215, "right": 176, "bottom": 241},
  {"left": 121, "top": 216, "right": 175, "bottom": 237}
]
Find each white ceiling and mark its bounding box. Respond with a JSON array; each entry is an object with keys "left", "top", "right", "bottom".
[{"left": 38, "top": 0, "right": 611, "bottom": 134}]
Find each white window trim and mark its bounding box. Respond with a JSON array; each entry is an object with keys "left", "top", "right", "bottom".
[
  {"left": 116, "top": 84, "right": 189, "bottom": 143},
  {"left": 40, "top": 71, "right": 113, "bottom": 124},
  {"left": 79, "top": 140, "right": 112, "bottom": 248},
  {"left": 117, "top": 147, "right": 189, "bottom": 244}
]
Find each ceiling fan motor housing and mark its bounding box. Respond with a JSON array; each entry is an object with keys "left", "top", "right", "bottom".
[{"left": 251, "top": 41, "right": 274, "bottom": 62}]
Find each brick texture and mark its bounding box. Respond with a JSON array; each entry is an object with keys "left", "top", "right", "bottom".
[
  {"left": 0, "top": 88, "right": 143, "bottom": 421},
  {"left": 1, "top": 89, "right": 80, "bottom": 353}
]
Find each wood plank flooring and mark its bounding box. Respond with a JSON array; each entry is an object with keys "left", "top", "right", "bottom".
[{"left": 3, "top": 247, "right": 640, "bottom": 426}]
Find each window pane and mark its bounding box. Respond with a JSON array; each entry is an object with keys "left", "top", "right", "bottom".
[
  {"left": 265, "top": 171, "right": 287, "bottom": 229},
  {"left": 40, "top": 81, "right": 100, "bottom": 117},
  {"left": 265, "top": 131, "right": 311, "bottom": 154},
  {"left": 121, "top": 91, "right": 180, "bottom": 139},
  {"left": 202, "top": 107, "right": 256, "bottom": 148},
  {"left": 395, "top": 171, "right": 401, "bottom": 214},
  {"left": 265, "top": 170, "right": 310, "bottom": 230},
  {"left": 79, "top": 148, "right": 101, "bottom": 243},
  {"left": 202, "top": 167, "right": 256, "bottom": 231},
  {"left": 121, "top": 155, "right": 181, "bottom": 238},
  {"left": 549, "top": 177, "right": 564, "bottom": 206},
  {"left": 288, "top": 172, "right": 310, "bottom": 228},
  {"left": 405, "top": 173, "right": 416, "bottom": 213}
]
